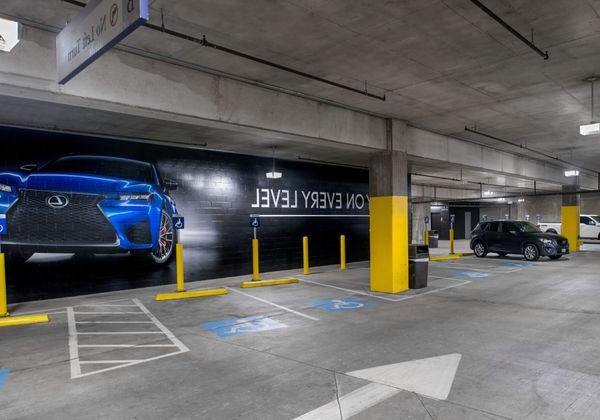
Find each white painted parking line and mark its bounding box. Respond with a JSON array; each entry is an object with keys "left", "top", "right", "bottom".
[
  {"left": 298, "top": 277, "right": 471, "bottom": 302},
  {"left": 76, "top": 321, "right": 154, "bottom": 324},
  {"left": 76, "top": 331, "right": 165, "bottom": 335},
  {"left": 78, "top": 344, "right": 178, "bottom": 348},
  {"left": 67, "top": 299, "right": 190, "bottom": 379},
  {"left": 67, "top": 307, "right": 81, "bottom": 378},
  {"left": 79, "top": 360, "right": 143, "bottom": 364},
  {"left": 74, "top": 311, "right": 145, "bottom": 315},
  {"left": 228, "top": 287, "right": 320, "bottom": 321}
]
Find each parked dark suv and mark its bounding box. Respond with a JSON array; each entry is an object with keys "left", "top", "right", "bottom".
[{"left": 470, "top": 220, "right": 569, "bottom": 261}]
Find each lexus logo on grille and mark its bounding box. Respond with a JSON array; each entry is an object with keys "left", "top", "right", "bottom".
[{"left": 46, "top": 194, "right": 69, "bottom": 209}]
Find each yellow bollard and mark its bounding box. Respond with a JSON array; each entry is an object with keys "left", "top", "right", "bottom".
[
  {"left": 0, "top": 253, "right": 6, "bottom": 318},
  {"left": 449, "top": 229, "right": 455, "bottom": 255},
  {"left": 0, "top": 253, "right": 49, "bottom": 327},
  {"left": 252, "top": 239, "right": 260, "bottom": 281},
  {"left": 303, "top": 236, "right": 310, "bottom": 275},
  {"left": 155, "top": 243, "right": 228, "bottom": 301},
  {"left": 340, "top": 235, "right": 346, "bottom": 271},
  {"left": 176, "top": 243, "right": 185, "bottom": 292},
  {"left": 425, "top": 229, "right": 429, "bottom": 246}
]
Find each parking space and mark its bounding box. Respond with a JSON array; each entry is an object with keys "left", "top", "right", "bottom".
[{"left": 2, "top": 252, "right": 600, "bottom": 419}]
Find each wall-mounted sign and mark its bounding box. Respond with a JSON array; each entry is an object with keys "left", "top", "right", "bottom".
[
  {"left": 249, "top": 216, "right": 260, "bottom": 228},
  {"left": 0, "top": 17, "right": 20, "bottom": 52},
  {"left": 424, "top": 216, "right": 430, "bottom": 224},
  {"left": 0, "top": 215, "right": 6, "bottom": 235},
  {"left": 172, "top": 216, "right": 184, "bottom": 230},
  {"left": 56, "top": 0, "right": 149, "bottom": 84}
]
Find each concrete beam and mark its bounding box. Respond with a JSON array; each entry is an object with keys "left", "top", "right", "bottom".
[{"left": 0, "top": 25, "right": 596, "bottom": 190}]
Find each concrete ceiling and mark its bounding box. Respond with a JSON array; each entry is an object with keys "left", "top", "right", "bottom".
[{"left": 1, "top": 0, "right": 595, "bottom": 195}]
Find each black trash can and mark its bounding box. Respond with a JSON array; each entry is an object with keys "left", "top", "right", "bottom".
[
  {"left": 428, "top": 230, "right": 439, "bottom": 248},
  {"left": 409, "top": 244, "right": 429, "bottom": 289}
]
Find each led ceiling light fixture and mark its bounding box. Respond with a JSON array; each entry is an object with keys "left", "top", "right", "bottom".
[
  {"left": 580, "top": 77, "right": 600, "bottom": 136},
  {"left": 0, "top": 17, "right": 20, "bottom": 52},
  {"left": 266, "top": 147, "right": 282, "bottom": 179},
  {"left": 564, "top": 170, "right": 580, "bottom": 177}
]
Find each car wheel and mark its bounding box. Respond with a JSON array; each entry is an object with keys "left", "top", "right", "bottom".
[
  {"left": 473, "top": 241, "right": 487, "bottom": 258},
  {"left": 497, "top": 252, "right": 507, "bottom": 257},
  {"left": 523, "top": 244, "right": 540, "bottom": 261},
  {"left": 150, "top": 210, "right": 176, "bottom": 265},
  {"left": 549, "top": 255, "right": 562, "bottom": 260}
]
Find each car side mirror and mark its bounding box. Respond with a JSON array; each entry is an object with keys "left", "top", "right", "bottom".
[
  {"left": 590, "top": 221, "right": 596, "bottom": 226},
  {"left": 164, "top": 178, "right": 178, "bottom": 191},
  {"left": 509, "top": 230, "right": 517, "bottom": 235},
  {"left": 20, "top": 163, "right": 37, "bottom": 172}
]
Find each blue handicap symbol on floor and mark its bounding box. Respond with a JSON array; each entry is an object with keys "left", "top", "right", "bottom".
[
  {"left": 501, "top": 262, "right": 532, "bottom": 267},
  {"left": 451, "top": 271, "right": 492, "bottom": 279},
  {"left": 201, "top": 315, "right": 287, "bottom": 337},
  {"left": 309, "top": 296, "right": 375, "bottom": 312},
  {"left": 0, "top": 368, "right": 10, "bottom": 391}
]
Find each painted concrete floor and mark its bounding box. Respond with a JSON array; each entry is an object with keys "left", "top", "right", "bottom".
[{"left": 2, "top": 251, "right": 600, "bottom": 419}]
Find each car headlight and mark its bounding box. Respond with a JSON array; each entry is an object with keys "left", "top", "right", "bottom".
[
  {"left": 0, "top": 183, "right": 12, "bottom": 193},
  {"left": 119, "top": 193, "right": 152, "bottom": 201},
  {"left": 541, "top": 238, "right": 555, "bottom": 245}
]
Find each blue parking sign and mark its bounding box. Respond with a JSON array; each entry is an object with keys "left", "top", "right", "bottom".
[
  {"left": 0, "top": 216, "right": 6, "bottom": 236},
  {"left": 172, "top": 216, "right": 184, "bottom": 230}
]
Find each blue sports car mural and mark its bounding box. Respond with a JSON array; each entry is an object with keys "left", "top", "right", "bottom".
[{"left": 0, "top": 155, "right": 180, "bottom": 265}]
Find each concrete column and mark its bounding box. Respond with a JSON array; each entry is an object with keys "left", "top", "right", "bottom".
[
  {"left": 369, "top": 150, "right": 409, "bottom": 294},
  {"left": 562, "top": 184, "right": 580, "bottom": 252},
  {"left": 411, "top": 202, "right": 431, "bottom": 244}
]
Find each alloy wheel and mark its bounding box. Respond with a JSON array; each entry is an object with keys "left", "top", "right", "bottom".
[{"left": 151, "top": 210, "right": 175, "bottom": 264}]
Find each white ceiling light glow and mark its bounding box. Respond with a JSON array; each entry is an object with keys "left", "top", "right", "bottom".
[
  {"left": 0, "top": 17, "right": 20, "bottom": 52},
  {"left": 266, "top": 146, "right": 283, "bottom": 179},
  {"left": 482, "top": 190, "right": 494, "bottom": 196},
  {"left": 580, "top": 123, "right": 600, "bottom": 136},
  {"left": 564, "top": 170, "right": 580, "bottom": 177}
]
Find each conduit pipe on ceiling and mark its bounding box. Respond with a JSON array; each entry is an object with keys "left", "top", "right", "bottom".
[{"left": 470, "top": 0, "right": 549, "bottom": 60}]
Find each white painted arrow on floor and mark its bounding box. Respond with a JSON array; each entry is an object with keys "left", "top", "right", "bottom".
[{"left": 294, "top": 353, "right": 461, "bottom": 420}]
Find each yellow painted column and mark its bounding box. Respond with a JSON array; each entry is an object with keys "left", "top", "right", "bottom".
[
  {"left": 175, "top": 243, "right": 185, "bottom": 292},
  {"left": 561, "top": 206, "right": 580, "bottom": 252},
  {"left": 370, "top": 196, "right": 409, "bottom": 293},
  {"left": 0, "top": 253, "right": 7, "bottom": 317},
  {"left": 303, "top": 236, "right": 310, "bottom": 275},
  {"left": 340, "top": 235, "right": 346, "bottom": 271},
  {"left": 252, "top": 239, "right": 260, "bottom": 280}
]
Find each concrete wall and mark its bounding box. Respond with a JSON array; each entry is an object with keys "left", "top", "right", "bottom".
[{"left": 411, "top": 202, "right": 430, "bottom": 244}]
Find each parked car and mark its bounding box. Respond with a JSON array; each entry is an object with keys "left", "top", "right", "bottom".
[
  {"left": 539, "top": 214, "right": 600, "bottom": 239},
  {"left": 470, "top": 220, "right": 569, "bottom": 261},
  {"left": 0, "top": 155, "right": 180, "bottom": 264}
]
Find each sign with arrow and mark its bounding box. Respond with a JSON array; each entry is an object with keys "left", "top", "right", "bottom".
[{"left": 294, "top": 354, "right": 462, "bottom": 419}]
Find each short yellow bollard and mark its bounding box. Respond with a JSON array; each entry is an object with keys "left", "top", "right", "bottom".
[
  {"left": 340, "top": 235, "right": 346, "bottom": 271},
  {"left": 252, "top": 239, "right": 260, "bottom": 281},
  {"left": 0, "top": 253, "right": 49, "bottom": 327},
  {"left": 303, "top": 236, "right": 310, "bottom": 275},
  {"left": 155, "top": 243, "right": 228, "bottom": 301},
  {"left": 176, "top": 243, "right": 185, "bottom": 292},
  {"left": 425, "top": 230, "right": 429, "bottom": 246},
  {"left": 449, "top": 229, "right": 455, "bottom": 255},
  {"left": 0, "top": 253, "right": 7, "bottom": 318}
]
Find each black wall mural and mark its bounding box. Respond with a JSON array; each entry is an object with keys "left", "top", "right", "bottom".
[{"left": 0, "top": 127, "right": 369, "bottom": 301}]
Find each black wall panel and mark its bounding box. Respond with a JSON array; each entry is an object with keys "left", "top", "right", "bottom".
[{"left": 1, "top": 127, "right": 369, "bottom": 300}]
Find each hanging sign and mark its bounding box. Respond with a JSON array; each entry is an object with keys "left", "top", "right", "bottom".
[{"left": 57, "top": 0, "right": 149, "bottom": 84}]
